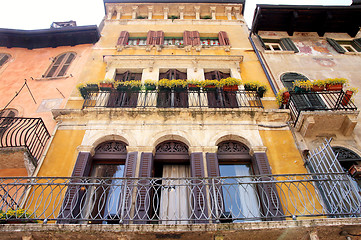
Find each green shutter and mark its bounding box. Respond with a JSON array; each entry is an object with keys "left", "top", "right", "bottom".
[
  {"left": 256, "top": 34, "right": 267, "bottom": 49},
  {"left": 326, "top": 38, "right": 346, "bottom": 54},
  {"left": 352, "top": 38, "right": 361, "bottom": 52},
  {"left": 280, "top": 38, "right": 299, "bottom": 53}
]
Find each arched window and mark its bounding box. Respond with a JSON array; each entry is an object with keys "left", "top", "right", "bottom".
[
  {"left": 280, "top": 72, "right": 308, "bottom": 91},
  {"left": 44, "top": 52, "right": 76, "bottom": 78},
  {"left": 0, "top": 53, "right": 11, "bottom": 68},
  {"left": 0, "top": 108, "right": 18, "bottom": 118}
]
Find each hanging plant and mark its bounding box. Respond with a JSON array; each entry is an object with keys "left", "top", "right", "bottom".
[{"left": 276, "top": 88, "right": 290, "bottom": 106}]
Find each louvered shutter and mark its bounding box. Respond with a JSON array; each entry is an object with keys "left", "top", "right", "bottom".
[
  {"left": 45, "top": 54, "right": 66, "bottom": 78},
  {"left": 58, "top": 152, "right": 92, "bottom": 223},
  {"left": 175, "top": 70, "right": 187, "bottom": 80},
  {"left": 191, "top": 31, "right": 201, "bottom": 46},
  {"left": 222, "top": 91, "right": 238, "bottom": 108},
  {"left": 0, "top": 54, "right": 10, "bottom": 67},
  {"left": 146, "top": 31, "right": 156, "bottom": 45},
  {"left": 253, "top": 152, "right": 283, "bottom": 220},
  {"left": 117, "top": 31, "right": 129, "bottom": 46},
  {"left": 174, "top": 92, "right": 188, "bottom": 108},
  {"left": 135, "top": 153, "right": 154, "bottom": 223},
  {"left": 206, "top": 153, "right": 224, "bottom": 220},
  {"left": 155, "top": 31, "right": 164, "bottom": 45},
  {"left": 327, "top": 38, "right": 346, "bottom": 54},
  {"left": 218, "top": 31, "right": 230, "bottom": 46},
  {"left": 256, "top": 34, "right": 267, "bottom": 49},
  {"left": 190, "top": 152, "right": 208, "bottom": 222},
  {"left": 280, "top": 38, "right": 299, "bottom": 53},
  {"left": 57, "top": 53, "right": 75, "bottom": 77},
  {"left": 121, "top": 152, "right": 138, "bottom": 221},
  {"left": 183, "top": 31, "right": 191, "bottom": 46},
  {"left": 306, "top": 94, "right": 326, "bottom": 110},
  {"left": 352, "top": 38, "right": 361, "bottom": 52}
]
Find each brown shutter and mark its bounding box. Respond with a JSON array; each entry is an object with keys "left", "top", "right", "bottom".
[
  {"left": 57, "top": 53, "right": 75, "bottom": 77},
  {"left": 135, "top": 152, "right": 154, "bottom": 223},
  {"left": 183, "top": 31, "right": 191, "bottom": 46},
  {"left": 206, "top": 153, "right": 224, "bottom": 221},
  {"left": 192, "top": 31, "right": 201, "bottom": 46},
  {"left": 117, "top": 31, "right": 129, "bottom": 45},
  {"left": 157, "top": 90, "right": 171, "bottom": 107},
  {"left": 122, "top": 152, "right": 138, "bottom": 222},
  {"left": 58, "top": 152, "right": 92, "bottom": 223},
  {"left": 155, "top": 31, "right": 164, "bottom": 45},
  {"left": 174, "top": 92, "right": 188, "bottom": 108},
  {"left": 218, "top": 31, "right": 230, "bottom": 46},
  {"left": 223, "top": 92, "right": 238, "bottom": 108},
  {"left": 146, "top": 31, "right": 155, "bottom": 45},
  {"left": 45, "top": 54, "right": 66, "bottom": 78},
  {"left": 253, "top": 152, "right": 284, "bottom": 220},
  {"left": 190, "top": 152, "right": 208, "bottom": 222},
  {"left": 175, "top": 70, "right": 187, "bottom": 80}
]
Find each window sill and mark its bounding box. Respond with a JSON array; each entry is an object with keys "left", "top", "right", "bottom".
[
  {"left": 263, "top": 50, "right": 295, "bottom": 54},
  {"left": 117, "top": 45, "right": 231, "bottom": 52},
  {"left": 343, "top": 51, "right": 361, "bottom": 55},
  {"left": 34, "top": 75, "right": 71, "bottom": 81}
]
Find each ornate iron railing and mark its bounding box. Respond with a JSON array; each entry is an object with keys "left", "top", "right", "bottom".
[
  {"left": 0, "top": 173, "right": 359, "bottom": 223},
  {"left": 0, "top": 117, "right": 50, "bottom": 165},
  {"left": 82, "top": 89, "right": 263, "bottom": 109},
  {"left": 287, "top": 91, "right": 357, "bottom": 126}
]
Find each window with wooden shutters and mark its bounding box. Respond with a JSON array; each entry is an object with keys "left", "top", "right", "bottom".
[
  {"left": 113, "top": 71, "right": 141, "bottom": 108},
  {"left": 146, "top": 31, "right": 164, "bottom": 46},
  {"left": 44, "top": 52, "right": 76, "bottom": 78},
  {"left": 183, "top": 31, "right": 200, "bottom": 46},
  {"left": 117, "top": 31, "right": 129, "bottom": 46},
  {"left": 280, "top": 72, "right": 308, "bottom": 91},
  {"left": 0, "top": 53, "right": 11, "bottom": 68},
  {"left": 204, "top": 71, "right": 238, "bottom": 108},
  {"left": 327, "top": 38, "right": 361, "bottom": 53},
  {"left": 258, "top": 36, "right": 298, "bottom": 52},
  {"left": 158, "top": 69, "right": 188, "bottom": 108}
]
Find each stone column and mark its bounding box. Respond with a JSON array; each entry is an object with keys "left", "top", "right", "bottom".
[
  {"left": 194, "top": 6, "right": 200, "bottom": 20},
  {"left": 210, "top": 7, "right": 216, "bottom": 20}
]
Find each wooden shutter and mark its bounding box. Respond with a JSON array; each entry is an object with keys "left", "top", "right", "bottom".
[
  {"left": 280, "top": 38, "right": 299, "bottom": 53},
  {"left": 327, "top": 38, "right": 346, "bottom": 54},
  {"left": 135, "top": 153, "right": 154, "bottom": 223},
  {"left": 206, "top": 153, "right": 224, "bottom": 221},
  {"left": 0, "top": 54, "right": 10, "bottom": 67},
  {"left": 121, "top": 152, "right": 138, "bottom": 222},
  {"left": 57, "top": 53, "right": 75, "bottom": 77},
  {"left": 183, "top": 31, "right": 191, "bottom": 46},
  {"left": 222, "top": 91, "right": 238, "bottom": 108},
  {"left": 175, "top": 70, "right": 187, "bottom": 80},
  {"left": 218, "top": 31, "right": 230, "bottom": 46},
  {"left": 157, "top": 90, "right": 171, "bottom": 107},
  {"left": 253, "top": 152, "right": 284, "bottom": 220},
  {"left": 352, "top": 38, "right": 361, "bottom": 52},
  {"left": 58, "top": 152, "right": 92, "bottom": 223},
  {"left": 117, "top": 31, "right": 129, "bottom": 45},
  {"left": 155, "top": 31, "right": 164, "bottom": 45},
  {"left": 45, "top": 54, "right": 66, "bottom": 78},
  {"left": 146, "top": 31, "right": 156, "bottom": 45},
  {"left": 191, "top": 31, "right": 201, "bottom": 46},
  {"left": 174, "top": 92, "right": 188, "bottom": 108},
  {"left": 190, "top": 152, "right": 208, "bottom": 222},
  {"left": 256, "top": 34, "right": 267, "bottom": 49}
]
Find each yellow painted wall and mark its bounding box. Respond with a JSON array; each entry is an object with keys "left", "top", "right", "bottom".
[{"left": 37, "top": 130, "right": 85, "bottom": 177}]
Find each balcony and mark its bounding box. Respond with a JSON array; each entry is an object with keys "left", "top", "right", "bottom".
[
  {"left": 287, "top": 91, "right": 359, "bottom": 137},
  {"left": 0, "top": 117, "right": 50, "bottom": 167},
  {"left": 0, "top": 173, "right": 359, "bottom": 224},
  {"left": 82, "top": 89, "right": 263, "bottom": 109}
]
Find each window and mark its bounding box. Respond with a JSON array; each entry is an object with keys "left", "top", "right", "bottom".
[
  {"left": 327, "top": 38, "right": 361, "bottom": 54},
  {"left": 0, "top": 53, "right": 11, "bottom": 68},
  {"left": 115, "top": 71, "right": 142, "bottom": 82},
  {"left": 280, "top": 72, "right": 308, "bottom": 91},
  {"left": 257, "top": 35, "right": 299, "bottom": 53},
  {"left": 0, "top": 108, "right": 18, "bottom": 118},
  {"left": 200, "top": 37, "right": 220, "bottom": 46},
  {"left": 164, "top": 37, "right": 184, "bottom": 46},
  {"left": 44, "top": 52, "right": 76, "bottom": 78},
  {"left": 127, "top": 37, "right": 147, "bottom": 46}
]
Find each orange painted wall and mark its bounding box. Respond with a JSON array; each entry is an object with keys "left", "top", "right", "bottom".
[{"left": 0, "top": 44, "right": 93, "bottom": 133}]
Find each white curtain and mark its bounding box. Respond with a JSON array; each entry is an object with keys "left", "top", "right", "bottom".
[
  {"left": 234, "top": 165, "right": 260, "bottom": 219},
  {"left": 160, "top": 165, "right": 190, "bottom": 224}
]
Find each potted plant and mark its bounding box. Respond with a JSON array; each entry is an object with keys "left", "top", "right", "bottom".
[
  {"left": 325, "top": 78, "right": 348, "bottom": 91},
  {"left": 276, "top": 88, "right": 290, "bottom": 107},
  {"left": 311, "top": 79, "right": 326, "bottom": 92},
  {"left": 0, "top": 208, "right": 37, "bottom": 223},
  {"left": 244, "top": 81, "right": 259, "bottom": 91},
  {"left": 158, "top": 79, "right": 187, "bottom": 92},
  {"left": 342, "top": 87, "right": 358, "bottom": 106},
  {"left": 257, "top": 85, "right": 267, "bottom": 98},
  {"left": 136, "top": 16, "right": 146, "bottom": 19},
  {"left": 187, "top": 79, "right": 202, "bottom": 91},
  {"left": 293, "top": 80, "right": 312, "bottom": 93},
  {"left": 144, "top": 79, "right": 158, "bottom": 91},
  {"left": 201, "top": 79, "right": 219, "bottom": 91},
  {"left": 170, "top": 15, "right": 180, "bottom": 20},
  {"left": 77, "top": 82, "right": 99, "bottom": 99},
  {"left": 219, "top": 77, "right": 241, "bottom": 91},
  {"left": 201, "top": 15, "right": 212, "bottom": 19},
  {"left": 99, "top": 79, "right": 114, "bottom": 91}
]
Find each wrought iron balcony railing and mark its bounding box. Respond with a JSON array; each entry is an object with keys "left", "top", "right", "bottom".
[
  {"left": 0, "top": 173, "right": 359, "bottom": 223},
  {"left": 0, "top": 117, "right": 50, "bottom": 165},
  {"left": 287, "top": 91, "right": 357, "bottom": 126},
  {"left": 82, "top": 89, "right": 263, "bottom": 109}
]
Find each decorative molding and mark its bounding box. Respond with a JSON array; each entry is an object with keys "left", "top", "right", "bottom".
[
  {"left": 95, "top": 141, "right": 127, "bottom": 154},
  {"left": 156, "top": 141, "right": 189, "bottom": 153},
  {"left": 218, "top": 141, "right": 249, "bottom": 153},
  {"left": 332, "top": 147, "right": 361, "bottom": 161}
]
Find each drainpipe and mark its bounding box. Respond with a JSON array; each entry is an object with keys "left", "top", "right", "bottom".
[{"left": 248, "top": 32, "right": 277, "bottom": 95}]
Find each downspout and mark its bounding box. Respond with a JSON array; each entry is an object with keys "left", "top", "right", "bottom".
[{"left": 248, "top": 32, "right": 277, "bottom": 95}]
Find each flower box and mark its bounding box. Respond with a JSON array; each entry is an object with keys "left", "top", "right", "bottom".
[
  {"left": 223, "top": 85, "right": 238, "bottom": 91},
  {"left": 204, "top": 85, "right": 217, "bottom": 91},
  {"left": 188, "top": 84, "right": 200, "bottom": 91},
  {"left": 174, "top": 86, "right": 187, "bottom": 92},
  {"left": 257, "top": 86, "right": 267, "bottom": 98},
  {"left": 312, "top": 85, "right": 325, "bottom": 92},
  {"left": 145, "top": 84, "right": 157, "bottom": 91},
  {"left": 283, "top": 91, "right": 290, "bottom": 104},
  {"left": 326, "top": 84, "right": 343, "bottom": 91},
  {"left": 349, "top": 165, "right": 361, "bottom": 178},
  {"left": 244, "top": 84, "right": 257, "bottom": 91},
  {"left": 159, "top": 86, "right": 171, "bottom": 92},
  {"left": 117, "top": 85, "right": 130, "bottom": 92},
  {"left": 99, "top": 82, "right": 113, "bottom": 91},
  {"left": 341, "top": 90, "right": 353, "bottom": 106}
]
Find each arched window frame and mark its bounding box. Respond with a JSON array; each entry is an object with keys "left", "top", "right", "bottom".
[
  {"left": 43, "top": 52, "right": 76, "bottom": 78},
  {"left": 280, "top": 72, "right": 309, "bottom": 91}
]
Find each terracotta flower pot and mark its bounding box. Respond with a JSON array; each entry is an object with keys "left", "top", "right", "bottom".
[
  {"left": 326, "top": 84, "right": 343, "bottom": 91},
  {"left": 312, "top": 85, "right": 325, "bottom": 92},
  {"left": 188, "top": 84, "right": 200, "bottom": 91},
  {"left": 99, "top": 83, "right": 114, "bottom": 91},
  {"left": 223, "top": 85, "right": 238, "bottom": 91},
  {"left": 283, "top": 91, "right": 290, "bottom": 104},
  {"left": 204, "top": 85, "right": 217, "bottom": 91},
  {"left": 341, "top": 90, "right": 353, "bottom": 106}
]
